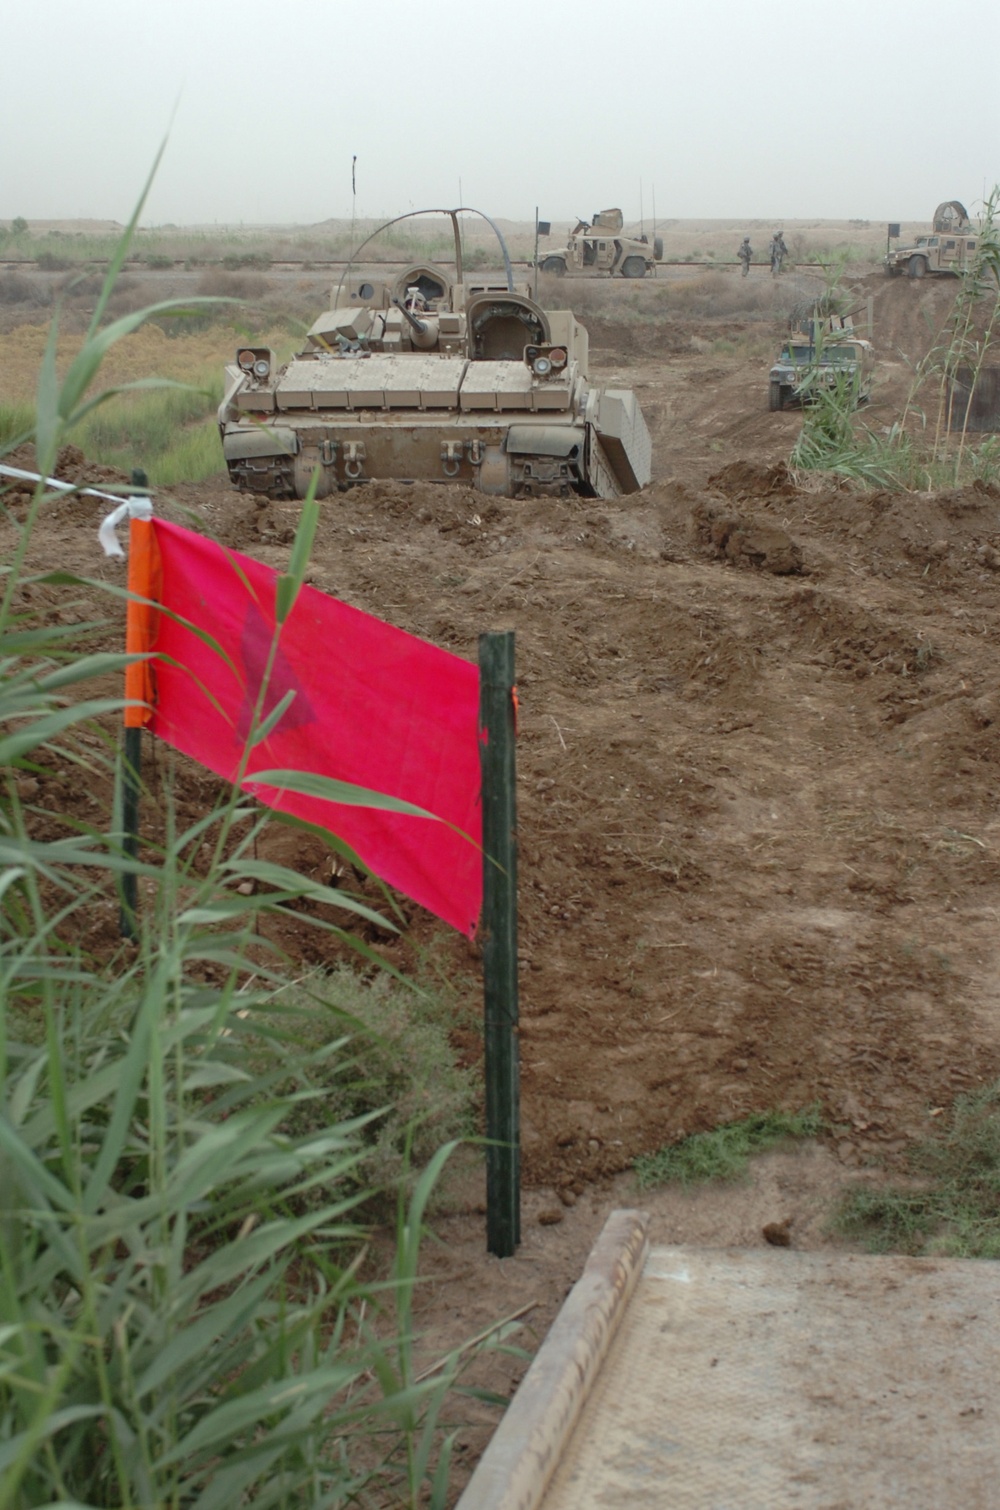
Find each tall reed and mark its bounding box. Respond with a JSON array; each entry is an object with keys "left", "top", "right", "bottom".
[{"left": 1, "top": 160, "right": 492, "bottom": 1508}]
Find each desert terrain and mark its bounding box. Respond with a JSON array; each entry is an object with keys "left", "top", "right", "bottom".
[{"left": 4, "top": 242, "right": 1000, "bottom": 1495}]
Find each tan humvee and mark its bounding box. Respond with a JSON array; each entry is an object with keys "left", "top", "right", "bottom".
[
  {"left": 217, "top": 209, "right": 651, "bottom": 502},
  {"left": 539, "top": 208, "right": 663, "bottom": 279},
  {"left": 885, "top": 201, "right": 978, "bottom": 279}
]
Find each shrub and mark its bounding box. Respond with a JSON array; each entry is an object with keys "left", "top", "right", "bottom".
[
  {"left": 0, "top": 274, "right": 43, "bottom": 307},
  {"left": 222, "top": 251, "right": 272, "bottom": 271},
  {"left": 196, "top": 268, "right": 270, "bottom": 301},
  {"left": 34, "top": 251, "right": 71, "bottom": 271}
]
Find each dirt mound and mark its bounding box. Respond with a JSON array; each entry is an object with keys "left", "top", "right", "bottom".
[
  {"left": 691, "top": 499, "right": 803, "bottom": 574},
  {"left": 865, "top": 271, "right": 965, "bottom": 363},
  {"left": 2, "top": 443, "right": 132, "bottom": 515},
  {"left": 707, "top": 460, "right": 797, "bottom": 501},
  {"left": 584, "top": 316, "right": 695, "bottom": 360}
]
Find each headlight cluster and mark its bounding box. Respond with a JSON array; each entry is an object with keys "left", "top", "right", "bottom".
[
  {"left": 237, "top": 349, "right": 272, "bottom": 380},
  {"left": 526, "top": 344, "right": 569, "bottom": 379}
]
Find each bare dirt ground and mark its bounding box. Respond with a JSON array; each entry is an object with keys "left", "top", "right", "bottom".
[{"left": 5, "top": 264, "right": 1000, "bottom": 1498}]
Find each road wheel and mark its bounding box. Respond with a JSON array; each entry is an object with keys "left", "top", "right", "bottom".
[
  {"left": 908, "top": 255, "right": 928, "bottom": 279},
  {"left": 768, "top": 380, "right": 783, "bottom": 411},
  {"left": 541, "top": 256, "right": 567, "bottom": 276},
  {"left": 620, "top": 256, "right": 647, "bottom": 279}
]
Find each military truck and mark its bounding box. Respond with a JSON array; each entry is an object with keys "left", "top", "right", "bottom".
[
  {"left": 539, "top": 208, "right": 663, "bottom": 279},
  {"left": 885, "top": 201, "right": 977, "bottom": 279},
  {"left": 218, "top": 208, "right": 651, "bottom": 501},
  {"left": 768, "top": 317, "right": 874, "bottom": 411}
]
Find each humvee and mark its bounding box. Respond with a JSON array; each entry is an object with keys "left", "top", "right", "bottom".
[
  {"left": 539, "top": 208, "right": 663, "bottom": 279},
  {"left": 885, "top": 200, "right": 977, "bottom": 279},
  {"left": 768, "top": 318, "right": 874, "bottom": 411}
]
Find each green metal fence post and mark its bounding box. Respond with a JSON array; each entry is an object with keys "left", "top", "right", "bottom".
[
  {"left": 119, "top": 725, "right": 141, "bottom": 940},
  {"left": 479, "top": 631, "right": 520, "bottom": 1257}
]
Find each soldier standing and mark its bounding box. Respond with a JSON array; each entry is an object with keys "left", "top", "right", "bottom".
[
  {"left": 770, "top": 231, "right": 788, "bottom": 276},
  {"left": 738, "top": 236, "right": 753, "bottom": 276}
]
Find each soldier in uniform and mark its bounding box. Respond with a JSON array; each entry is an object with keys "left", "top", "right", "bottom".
[
  {"left": 770, "top": 231, "right": 788, "bottom": 276},
  {"left": 738, "top": 236, "right": 753, "bottom": 276}
]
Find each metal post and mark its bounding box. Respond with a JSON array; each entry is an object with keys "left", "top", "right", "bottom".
[
  {"left": 120, "top": 725, "right": 141, "bottom": 939},
  {"left": 533, "top": 207, "right": 539, "bottom": 303},
  {"left": 479, "top": 631, "right": 520, "bottom": 1257}
]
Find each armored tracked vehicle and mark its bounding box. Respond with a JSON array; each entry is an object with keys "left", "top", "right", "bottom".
[
  {"left": 218, "top": 209, "right": 651, "bottom": 501},
  {"left": 539, "top": 208, "right": 663, "bottom": 279}
]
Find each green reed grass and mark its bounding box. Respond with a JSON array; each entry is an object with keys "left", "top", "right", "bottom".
[{"left": 0, "top": 162, "right": 496, "bottom": 1508}]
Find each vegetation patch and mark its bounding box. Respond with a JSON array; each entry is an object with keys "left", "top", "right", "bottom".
[
  {"left": 242, "top": 963, "right": 477, "bottom": 1204},
  {"left": 0, "top": 274, "right": 45, "bottom": 307},
  {"left": 0, "top": 321, "right": 293, "bottom": 486},
  {"left": 835, "top": 1082, "right": 1000, "bottom": 1258},
  {"left": 635, "top": 1106, "right": 823, "bottom": 1188}
]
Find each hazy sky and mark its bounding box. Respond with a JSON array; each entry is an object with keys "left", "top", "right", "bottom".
[{"left": 4, "top": 0, "right": 998, "bottom": 228}]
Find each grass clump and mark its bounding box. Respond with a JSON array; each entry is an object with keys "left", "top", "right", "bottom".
[
  {"left": 245, "top": 963, "right": 476, "bottom": 1203},
  {"left": 635, "top": 1106, "right": 823, "bottom": 1189},
  {"left": 73, "top": 370, "right": 225, "bottom": 483},
  {"left": 835, "top": 1082, "right": 1000, "bottom": 1258},
  {"left": 0, "top": 402, "right": 33, "bottom": 451}
]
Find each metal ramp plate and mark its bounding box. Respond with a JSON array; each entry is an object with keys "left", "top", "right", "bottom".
[
  {"left": 543, "top": 1245, "right": 1000, "bottom": 1507},
  {"left": 459, "top": 1214, "right": 1000, "bottom": 1510}
]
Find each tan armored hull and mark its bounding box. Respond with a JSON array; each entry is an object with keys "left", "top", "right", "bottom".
[{"left": 218, "top": 221, "right": 652, "bottom": 501}]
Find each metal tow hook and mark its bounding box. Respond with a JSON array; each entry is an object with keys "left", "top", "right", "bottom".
[
  {"left": 441, "top": 441, "right": 462, "bottom": 478},
  {"left": 344, "top": 442, "right": 366, "bottom": 480}
]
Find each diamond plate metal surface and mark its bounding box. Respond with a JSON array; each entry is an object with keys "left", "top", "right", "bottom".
[{"left": 540, "top": 1246, "right": 1000, "bottom": 1508}]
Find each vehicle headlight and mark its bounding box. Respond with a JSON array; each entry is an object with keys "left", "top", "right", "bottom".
[
  {"left": 252, "top": 357, "right": 270, "bottom": 379},
  {"left": 532, "top": 356, "right": 553, "bottom": 377}
]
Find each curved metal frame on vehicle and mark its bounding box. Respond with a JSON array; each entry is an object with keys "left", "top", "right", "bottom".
[{"left": 335, "top": 207, "right": 515, "bottom": 306}]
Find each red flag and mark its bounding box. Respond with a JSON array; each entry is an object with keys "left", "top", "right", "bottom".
[{"left": 128, "top": 517, "right": 482, "bottom": 936}]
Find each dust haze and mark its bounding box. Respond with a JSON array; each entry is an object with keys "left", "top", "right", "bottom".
[{"left": 3, "top": 0, "right": 998, "bottom": 226}]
